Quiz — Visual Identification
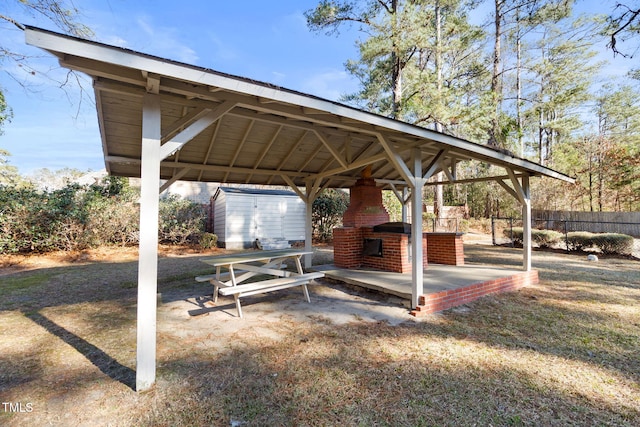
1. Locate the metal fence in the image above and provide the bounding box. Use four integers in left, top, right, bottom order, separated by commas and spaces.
492, 216, 639, 256
532, 210, 640, 237
425, 217, 462, 233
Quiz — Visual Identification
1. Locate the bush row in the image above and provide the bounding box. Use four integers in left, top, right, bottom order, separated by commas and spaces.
0, 178, 210, 254
503, 227, 635, 255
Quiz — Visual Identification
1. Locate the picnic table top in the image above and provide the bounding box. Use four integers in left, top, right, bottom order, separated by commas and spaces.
200, 249, 313, 267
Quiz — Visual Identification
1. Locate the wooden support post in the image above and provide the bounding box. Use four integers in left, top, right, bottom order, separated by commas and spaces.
304, 193, 314, 269
303, 181, 321, 269
504, 169, 532, 272
411, 148, 425, 309
402, 187, 408, 223
136, 93, 161, 392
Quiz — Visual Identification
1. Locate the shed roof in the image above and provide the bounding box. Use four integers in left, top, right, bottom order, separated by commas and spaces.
215, 186, 299, 198
25, 26, 574, 191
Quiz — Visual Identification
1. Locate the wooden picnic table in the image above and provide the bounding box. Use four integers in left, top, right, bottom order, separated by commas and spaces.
196, 249, 324, 318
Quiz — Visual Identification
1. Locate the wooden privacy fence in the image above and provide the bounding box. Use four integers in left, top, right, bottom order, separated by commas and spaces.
532, 210, 640, 237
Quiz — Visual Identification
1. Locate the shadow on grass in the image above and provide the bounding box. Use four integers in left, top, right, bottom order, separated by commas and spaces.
24, 311, 136, 390
132, 316, 640, 426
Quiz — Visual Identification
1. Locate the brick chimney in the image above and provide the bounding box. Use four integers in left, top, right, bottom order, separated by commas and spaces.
342, 166, 390, 228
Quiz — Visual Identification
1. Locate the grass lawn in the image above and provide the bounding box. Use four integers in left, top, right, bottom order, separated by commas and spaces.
0, 244, 638, 426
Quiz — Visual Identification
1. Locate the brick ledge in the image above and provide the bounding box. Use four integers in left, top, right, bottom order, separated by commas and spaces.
410, 270, 539, 316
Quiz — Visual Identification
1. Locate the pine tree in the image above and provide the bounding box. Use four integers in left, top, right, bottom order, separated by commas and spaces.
521, 14, 603, 165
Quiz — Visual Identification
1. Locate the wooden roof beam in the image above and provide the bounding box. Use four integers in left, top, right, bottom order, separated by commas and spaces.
159, 100, 236, 160
106, 156, 311, 178
312, 131, 348, 170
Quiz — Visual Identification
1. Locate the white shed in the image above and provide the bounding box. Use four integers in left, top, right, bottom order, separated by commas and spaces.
212, 187, 306, 249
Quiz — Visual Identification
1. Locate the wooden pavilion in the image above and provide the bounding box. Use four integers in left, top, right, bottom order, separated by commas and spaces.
25, 26, 574, 391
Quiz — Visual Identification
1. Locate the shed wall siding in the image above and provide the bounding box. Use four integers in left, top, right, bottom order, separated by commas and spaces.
213, 191, 227, 242
225, 195, 256, 246
281, 197, 306, 240
213, 189, 306, 248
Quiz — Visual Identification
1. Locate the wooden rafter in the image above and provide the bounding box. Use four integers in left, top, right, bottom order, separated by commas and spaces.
197, 119, 221, 181
266, 130, 309, 184
222, 120, 254, 182
245, 124, 283, 184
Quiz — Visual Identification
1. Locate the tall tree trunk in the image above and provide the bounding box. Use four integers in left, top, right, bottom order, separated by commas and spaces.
490, 0, 503, 147
434, 0, 444, 223
390, 0, 402, 120
597, 137, 604, 211
516, 6, 523, 157
538, 109, 544, 165
588, 141, 594, 212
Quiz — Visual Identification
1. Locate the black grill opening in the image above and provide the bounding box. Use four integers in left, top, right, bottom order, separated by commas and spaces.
363, 238, 383, 257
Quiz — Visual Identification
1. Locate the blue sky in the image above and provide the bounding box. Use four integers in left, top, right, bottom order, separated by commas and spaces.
0, 0, 635, 175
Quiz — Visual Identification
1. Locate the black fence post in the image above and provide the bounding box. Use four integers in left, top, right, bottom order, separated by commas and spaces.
564, 220, 569, 252
491, 216, 496, 245
509, 217, 514, 247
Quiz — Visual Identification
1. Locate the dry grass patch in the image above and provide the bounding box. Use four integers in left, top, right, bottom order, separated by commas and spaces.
0, 244, 639, 426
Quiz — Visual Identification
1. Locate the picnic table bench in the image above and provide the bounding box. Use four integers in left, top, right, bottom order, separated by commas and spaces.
197, 249, 324, 318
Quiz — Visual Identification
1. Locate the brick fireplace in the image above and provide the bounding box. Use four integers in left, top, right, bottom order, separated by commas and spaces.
333, 167, 428, 273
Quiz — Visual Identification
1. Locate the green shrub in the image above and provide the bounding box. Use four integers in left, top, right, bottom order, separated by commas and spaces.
592, 233, 634, 255
199, 232, 218, 249
0, 180, 208, 253
158, 195, 207, 245
567, 231, 595, 251
503, 227, 523, 245
503, 227, 563, 248
532, 229, 563, 248
312, 189, 349, 242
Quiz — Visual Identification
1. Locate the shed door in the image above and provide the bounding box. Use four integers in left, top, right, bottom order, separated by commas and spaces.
254, 196, 285, 239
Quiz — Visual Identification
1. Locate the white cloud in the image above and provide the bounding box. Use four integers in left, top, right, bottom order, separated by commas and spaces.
271, 11, 307, 35
102, 35, 130, 48
300, 69, 357, 101
203, 33, 241, 63
271, 71, 287, 84
133, 16, 199, 64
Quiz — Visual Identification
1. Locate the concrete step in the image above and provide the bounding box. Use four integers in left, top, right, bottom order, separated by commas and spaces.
256, 238, 291, 250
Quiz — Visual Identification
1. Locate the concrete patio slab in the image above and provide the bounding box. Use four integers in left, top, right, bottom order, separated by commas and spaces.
311, 263, 539, 316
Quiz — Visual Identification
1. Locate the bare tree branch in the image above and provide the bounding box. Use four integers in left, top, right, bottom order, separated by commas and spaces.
607, 3, 640, 57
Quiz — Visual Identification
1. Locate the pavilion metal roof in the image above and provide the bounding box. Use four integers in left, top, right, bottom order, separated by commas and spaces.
25, 26, 573, 192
